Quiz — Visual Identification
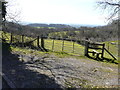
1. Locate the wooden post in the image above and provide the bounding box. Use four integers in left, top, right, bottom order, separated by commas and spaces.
84, 40, 89, 56
101, 43, 105, 59
41, 36, 44, 48
62, 39, 64, 52
52, 39, 54, 51
72, 41, 75, 53
37, 36, 39, 47
21, 35, 24, 47
10, 33, 12, 44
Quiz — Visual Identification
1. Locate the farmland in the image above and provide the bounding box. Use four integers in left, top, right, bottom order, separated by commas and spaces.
1, 28, 118, 88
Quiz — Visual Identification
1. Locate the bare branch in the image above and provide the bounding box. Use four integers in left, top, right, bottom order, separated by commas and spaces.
107, 8, 120, 20
97, 0, 120, 21
101, 1, 120, 7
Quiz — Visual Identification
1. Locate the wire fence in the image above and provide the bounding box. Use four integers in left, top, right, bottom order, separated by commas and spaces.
44, 38, 85, 55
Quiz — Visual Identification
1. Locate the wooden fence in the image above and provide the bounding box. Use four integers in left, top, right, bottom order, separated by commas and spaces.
44, 38, 84, 55
2, 32, 47, 51
2, 32, 84, 55
84, 40, 117, 60
1, 31, 117, 60
84, 40, 105, 59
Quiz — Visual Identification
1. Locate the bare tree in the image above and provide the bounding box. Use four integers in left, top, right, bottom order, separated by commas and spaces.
97, 0, 120, 21
0, 0, 7, 32
1, 0, 23, 33
0, 0, 7, 22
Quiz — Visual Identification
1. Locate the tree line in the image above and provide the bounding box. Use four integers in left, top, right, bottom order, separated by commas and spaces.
3, 19, 118, 42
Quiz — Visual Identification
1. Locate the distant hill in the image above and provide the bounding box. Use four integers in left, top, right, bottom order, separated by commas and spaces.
68, 24, 105, 28
27, 23, 72, 28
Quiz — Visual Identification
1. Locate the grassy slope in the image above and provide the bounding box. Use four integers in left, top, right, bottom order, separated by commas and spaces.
44, 39, 84, 55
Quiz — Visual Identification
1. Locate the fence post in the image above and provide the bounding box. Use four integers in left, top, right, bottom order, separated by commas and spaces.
84, 40, 89, 56
10, 33, 12, 44
41, 36, 44, 49
62, 39, 64, 52
101, 43, 105, 59
52, 39, 54, 51
37, 36, 40, 48
21, 35, 24, 47
72, 40, 75, 53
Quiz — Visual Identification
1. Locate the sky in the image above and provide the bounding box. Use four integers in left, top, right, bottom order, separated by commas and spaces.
6, 0, 109, 25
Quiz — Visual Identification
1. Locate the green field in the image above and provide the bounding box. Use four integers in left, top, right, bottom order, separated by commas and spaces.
36, 27, 56, 29
48, 30, 80, 38
44, 39, 84, 56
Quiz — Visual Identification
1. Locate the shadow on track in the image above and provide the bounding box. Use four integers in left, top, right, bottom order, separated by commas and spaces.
2, 41, 62, 89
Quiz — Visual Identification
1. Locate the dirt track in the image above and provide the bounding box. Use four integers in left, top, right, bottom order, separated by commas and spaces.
2, 51, 118, 88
